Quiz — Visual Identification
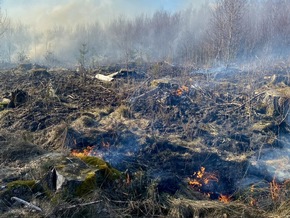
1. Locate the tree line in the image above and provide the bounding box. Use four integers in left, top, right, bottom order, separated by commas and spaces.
0, 0, 289, 67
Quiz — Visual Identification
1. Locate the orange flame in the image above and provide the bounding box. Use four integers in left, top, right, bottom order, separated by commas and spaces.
195, 166, 205, 178
189, 167, 219, 188
71, 146, 94, 158
175, 85, 189, 96
219, 194, 231, 203
189, 179, 203, 187
249, 198, 256, 206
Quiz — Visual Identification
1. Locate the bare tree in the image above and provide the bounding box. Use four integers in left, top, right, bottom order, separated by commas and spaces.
0, 5, 10, 63
208, 0, 247, 63
108, 16, 134, 69
261, 0, 290, 57
78, 43, 88, 84
0, 6, 8, 38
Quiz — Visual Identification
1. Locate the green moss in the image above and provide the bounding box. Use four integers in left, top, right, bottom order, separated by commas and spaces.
73, 156, 122, 196
79, 156, 122, 181
97, 165, 122, 181
79, 156, 108, 167
0, 98, 10, 106
75, 167, 121, 197
76, 171, 97, 196
7, 180, 36, 190
0, 102, 8, 107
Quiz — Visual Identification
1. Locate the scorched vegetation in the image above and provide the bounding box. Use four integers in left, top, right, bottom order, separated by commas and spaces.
1, 0, 290, 218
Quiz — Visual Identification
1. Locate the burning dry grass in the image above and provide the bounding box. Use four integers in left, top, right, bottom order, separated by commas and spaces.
189, 167, 219, 187
175, 85, 189, 96
71, 146, 94, 158
2, 64, 290, 217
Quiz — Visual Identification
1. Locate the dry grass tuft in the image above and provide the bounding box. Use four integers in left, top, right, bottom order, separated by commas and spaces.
168, 198, 266, 218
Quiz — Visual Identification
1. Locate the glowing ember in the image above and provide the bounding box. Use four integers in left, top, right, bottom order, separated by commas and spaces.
71, 146, 94, 158
175, 85, 189, 96
195, 166, 205, 179
188, 167, 226, 200
219, 194, 231, 203
189, 167, 219, 189
249, 198, 256, 207
188, 179, 202, 187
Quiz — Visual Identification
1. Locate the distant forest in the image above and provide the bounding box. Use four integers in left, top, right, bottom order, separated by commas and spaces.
0, 0, 289, 67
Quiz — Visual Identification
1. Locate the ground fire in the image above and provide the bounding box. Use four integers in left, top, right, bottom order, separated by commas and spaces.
175, 85, 189, 96
188, 167, 231, 202
2, 0, 290, 217
218, 194, 231, 204
188, 167, 219, 188
71, 146, 94, 158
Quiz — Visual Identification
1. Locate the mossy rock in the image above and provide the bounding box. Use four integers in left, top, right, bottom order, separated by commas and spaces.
78, 156, 122, 187
36, 153, 122, 198
76, 171, 97, 196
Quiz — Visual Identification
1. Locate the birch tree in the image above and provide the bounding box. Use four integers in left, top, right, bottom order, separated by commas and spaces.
209, 0, 247, 62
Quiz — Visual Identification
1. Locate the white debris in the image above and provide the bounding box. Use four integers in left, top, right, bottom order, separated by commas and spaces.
95, 74, 114, 82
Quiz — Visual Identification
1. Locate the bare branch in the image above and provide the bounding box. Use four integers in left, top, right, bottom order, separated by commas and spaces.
11, 196, 42, 212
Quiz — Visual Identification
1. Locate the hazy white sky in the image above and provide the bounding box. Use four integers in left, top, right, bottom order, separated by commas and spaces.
2, 0, 202, 29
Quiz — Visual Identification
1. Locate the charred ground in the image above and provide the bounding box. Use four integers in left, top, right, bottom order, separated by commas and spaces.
0, 62, 290, 217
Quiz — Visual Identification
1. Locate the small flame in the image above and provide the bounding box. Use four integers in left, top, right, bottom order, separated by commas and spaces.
195, 166, 205, 178
175, 85, 189, 96
189, 167, 219, 189
189, 179, 203, 187
249, 198, 256, 206
219, 194, 231, 203
71, 146, 94, 158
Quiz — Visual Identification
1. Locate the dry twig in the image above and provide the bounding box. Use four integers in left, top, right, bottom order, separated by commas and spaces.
11, 196, 42, 212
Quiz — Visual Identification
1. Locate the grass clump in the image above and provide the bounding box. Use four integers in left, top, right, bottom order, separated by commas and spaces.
7, 180, 37, 190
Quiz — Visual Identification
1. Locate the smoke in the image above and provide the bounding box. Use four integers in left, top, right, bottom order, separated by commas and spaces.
1, 0, 289, 67
249, 133, 290, 183
5, 0, 112, 29
0, 0, 201, 65
3, 0, 194, 30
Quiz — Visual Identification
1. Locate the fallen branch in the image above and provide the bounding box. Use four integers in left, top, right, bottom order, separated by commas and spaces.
11, 196, 42, 212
